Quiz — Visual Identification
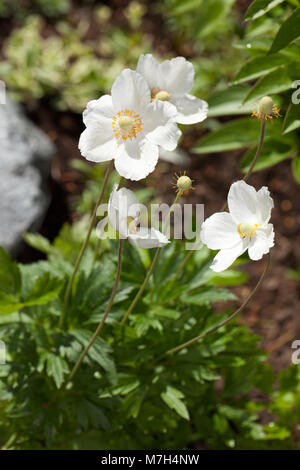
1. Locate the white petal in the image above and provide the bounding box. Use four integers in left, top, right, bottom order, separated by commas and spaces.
128, 227, 169, 249
83, 95, 114, 127
111, 69, 150, 115
136, 54, 160, 90
114, 138, 159, 181
210, 240, 249, 272
78, 123, 115, 162
172, 94, 208, 124
248, 224, 274, 260
158, 57, 194, 94
144, 100, 181, 151
256, 186, 274, 225
228, 180, 259, 225
200, 212, 240, 250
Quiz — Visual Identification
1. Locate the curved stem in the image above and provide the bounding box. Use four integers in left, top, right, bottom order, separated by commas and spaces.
120, 190, 183, 327
59, 162, 113, 329
162, 252, 271, 359
243, 119, 266, 183
68, 239, 124, 382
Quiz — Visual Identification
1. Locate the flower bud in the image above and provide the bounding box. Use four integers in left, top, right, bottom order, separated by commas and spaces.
177, 175, 192, 192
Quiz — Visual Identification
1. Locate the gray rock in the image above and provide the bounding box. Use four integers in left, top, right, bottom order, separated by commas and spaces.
0, 99, 55, 254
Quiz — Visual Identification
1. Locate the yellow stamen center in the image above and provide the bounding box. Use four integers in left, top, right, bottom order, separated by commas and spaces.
112, 109, 143, 141
237, 223, 257, 239
151, 88, 171, 102
119, 116, 134, 133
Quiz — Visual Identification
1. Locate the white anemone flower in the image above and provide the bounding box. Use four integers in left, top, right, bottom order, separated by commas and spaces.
100, 185, 169, 249
136, 54, 208, 125
79, 69, 181, 181
200, 180, 274, 272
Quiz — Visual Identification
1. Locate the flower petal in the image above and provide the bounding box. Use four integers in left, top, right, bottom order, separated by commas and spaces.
256, 186, 274, 225
248, 224, 274, 260
114, 138, 159, 181
78, 122, 115, 162
200, 212, 240, 250
136, 54, 160, 90
128, 227, 169, 249
143, 100, 181, 151
172, 93, 208, 124
83, 95, 114, 127
228, 180, 259, 225
210, 240, 248, 272
111, 69, 150, 115
158, 57, 194, 94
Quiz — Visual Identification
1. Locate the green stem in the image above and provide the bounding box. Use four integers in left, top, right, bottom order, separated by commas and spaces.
59, 161, 113, 329
161, 252, 271, 359
120, 190, 183, 327
243, 119, 266, 183
67, 239, 124, 382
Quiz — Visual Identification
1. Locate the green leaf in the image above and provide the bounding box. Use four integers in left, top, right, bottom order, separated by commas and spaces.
72, 329, 115, 373
161, 386, 190, 421
23, 232, 53, 255
241, 140, 295, 173
269, 8, 300, 54
243, 68, 293, 104
207, 86, 253, 117
133, 315, 163, 337
181, 287, 237, 306
23, 273, 63, 306
282, 102, 300, 134
193, 118, 260, 153
287, 269, 300, 280
0, 292, 24, 315
292, 155, 300, 184
233, 54, 290, 84
45, 353, 69, 389
213, 413, 229, 434
244, 0, 285, 21
208, 269, 249, 286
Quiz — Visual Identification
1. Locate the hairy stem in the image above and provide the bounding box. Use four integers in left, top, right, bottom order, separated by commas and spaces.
68, 239, 123, 382
243, 119, 266, 183
59, 162, 113, 329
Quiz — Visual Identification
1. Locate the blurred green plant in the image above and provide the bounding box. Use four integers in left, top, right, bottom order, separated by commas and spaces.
159, 0, 245, 98
0, 217, 297, 450
0, 0, 71, 19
